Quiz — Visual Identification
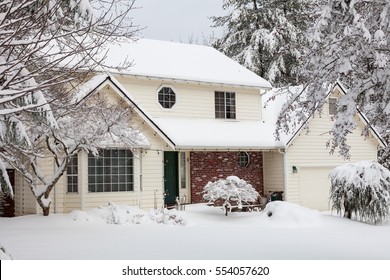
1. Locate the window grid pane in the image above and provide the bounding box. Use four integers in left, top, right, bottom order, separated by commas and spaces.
88, 149, 134, 193
158, 87, 176, 108
67, 155, 78, 193
238, 152, 250, 168
215, 91, 236, 119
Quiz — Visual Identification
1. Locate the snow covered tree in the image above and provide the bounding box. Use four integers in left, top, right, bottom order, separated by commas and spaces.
378, 133, 390, 170
212, 0, 314, 87
203, 176, 259, 215
1, 86, 146, 216
275, 0, 390, 158
0, 1, 139, 215
329, 160, 390, 224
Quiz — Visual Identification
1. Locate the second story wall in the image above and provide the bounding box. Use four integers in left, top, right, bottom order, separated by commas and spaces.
115, 75, 263, 121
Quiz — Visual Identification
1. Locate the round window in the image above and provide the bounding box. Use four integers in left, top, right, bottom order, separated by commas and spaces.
238, 152, 250, 168
158, 86, 176, 109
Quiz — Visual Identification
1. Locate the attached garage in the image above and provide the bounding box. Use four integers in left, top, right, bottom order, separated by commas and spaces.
298, 167, 333, 211
272, 82, 386, 212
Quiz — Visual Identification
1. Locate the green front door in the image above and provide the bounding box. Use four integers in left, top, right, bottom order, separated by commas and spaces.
164, 151, 179, 205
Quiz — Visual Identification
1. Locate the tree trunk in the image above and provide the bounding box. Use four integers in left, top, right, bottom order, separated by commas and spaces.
36, 195, 51, 216
344, 210, 352, 219
344, 201, 352, 219
42, 206, 50, 216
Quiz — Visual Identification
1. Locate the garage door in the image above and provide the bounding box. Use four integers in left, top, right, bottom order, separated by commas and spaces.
299, 167, 332, 211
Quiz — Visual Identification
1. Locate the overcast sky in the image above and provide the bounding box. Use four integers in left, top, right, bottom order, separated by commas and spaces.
132, 0, 227, 43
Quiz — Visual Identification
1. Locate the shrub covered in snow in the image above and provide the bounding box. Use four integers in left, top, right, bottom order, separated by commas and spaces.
203, 176, 259, 210
70, 202, 186, 226
329, 160, 390, 224
149, 209, 186, 226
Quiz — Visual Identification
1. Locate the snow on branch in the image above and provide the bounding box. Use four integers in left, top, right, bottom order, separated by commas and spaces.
203, 176, 259, 211
329, 160, 390, 224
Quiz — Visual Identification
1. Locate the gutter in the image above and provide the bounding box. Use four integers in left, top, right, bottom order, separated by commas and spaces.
174, 145, 286, 152
114, 72, 272, 91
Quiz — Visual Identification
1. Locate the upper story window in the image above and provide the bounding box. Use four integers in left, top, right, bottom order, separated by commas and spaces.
329, 98, 337, 115
158, 86, 176, 109
88, 149, 133, 193
67, 155, 78, 193
215, 91, 236, 119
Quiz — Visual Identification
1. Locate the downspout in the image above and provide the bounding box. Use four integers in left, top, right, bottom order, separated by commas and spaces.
278, 148, 288, 201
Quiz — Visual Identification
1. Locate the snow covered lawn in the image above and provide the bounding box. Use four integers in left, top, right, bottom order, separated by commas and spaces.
1, 201, 390, 260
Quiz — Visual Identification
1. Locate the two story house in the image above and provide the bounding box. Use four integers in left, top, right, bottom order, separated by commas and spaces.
4, 39, 385, 216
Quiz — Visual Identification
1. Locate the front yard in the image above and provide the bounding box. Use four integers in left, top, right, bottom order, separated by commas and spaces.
1, 201, 390, 260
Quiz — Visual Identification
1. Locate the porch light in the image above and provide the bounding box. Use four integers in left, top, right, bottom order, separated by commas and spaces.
292, 166, 298, 173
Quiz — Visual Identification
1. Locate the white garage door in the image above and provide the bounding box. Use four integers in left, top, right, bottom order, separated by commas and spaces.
299, 167, 332, 211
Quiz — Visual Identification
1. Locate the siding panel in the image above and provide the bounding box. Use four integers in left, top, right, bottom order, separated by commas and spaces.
286, 108, 379, 210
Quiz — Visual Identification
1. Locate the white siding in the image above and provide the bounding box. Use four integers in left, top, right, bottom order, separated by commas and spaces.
286, 97, 379, 210
14, 176, 37, 216
263, 151, 284, 198
115, 75, 261, 121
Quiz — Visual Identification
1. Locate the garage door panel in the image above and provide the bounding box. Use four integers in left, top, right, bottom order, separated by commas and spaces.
299, 167, 332, 211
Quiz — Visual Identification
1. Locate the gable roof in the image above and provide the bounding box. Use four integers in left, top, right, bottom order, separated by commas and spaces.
76, 74, 177, 149
78, 75, 385, 152
76, 73, 285, 150
261, 82, 386, 148
98, 38, 272, 89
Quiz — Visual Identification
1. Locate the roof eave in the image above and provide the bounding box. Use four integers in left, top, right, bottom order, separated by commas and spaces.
112, 72, 272, 90
173, 144, 286, 151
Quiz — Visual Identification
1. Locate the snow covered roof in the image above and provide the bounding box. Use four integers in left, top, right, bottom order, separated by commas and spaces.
75, 74, 283, 150
261, 86, 304, 146
99, 38, 272, 89
261, 82, 386, 148
151, 117, 285, 150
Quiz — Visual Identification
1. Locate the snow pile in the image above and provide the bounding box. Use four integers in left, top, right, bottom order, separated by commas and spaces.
69, 202, 186, 226
203, 176, 259, 209
149, 209, 186, 226
261, 201, 323, 227
0, 244, 13, 260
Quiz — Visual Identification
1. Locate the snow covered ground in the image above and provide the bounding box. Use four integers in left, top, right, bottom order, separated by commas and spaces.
1, 201, 390, 260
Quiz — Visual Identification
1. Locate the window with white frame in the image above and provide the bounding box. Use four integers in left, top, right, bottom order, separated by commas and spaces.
158, 86, 176, 109
215, 91, 236, 119
180, 152, 187, 189
88, 149, 133, 192
238, 152, 250, 168
67, 155, 78, 193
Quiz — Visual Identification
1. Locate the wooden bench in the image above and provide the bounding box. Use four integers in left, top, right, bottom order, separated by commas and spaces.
223, 202, 265, 216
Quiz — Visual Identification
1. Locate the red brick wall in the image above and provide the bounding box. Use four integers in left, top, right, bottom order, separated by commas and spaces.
190, 151, 264, 203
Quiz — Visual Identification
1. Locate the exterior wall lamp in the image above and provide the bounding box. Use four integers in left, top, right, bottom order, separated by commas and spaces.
292, 166, 298, 173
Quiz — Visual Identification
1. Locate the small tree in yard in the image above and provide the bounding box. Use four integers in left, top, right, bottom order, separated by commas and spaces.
203, 176, 259, 214
0, 1, 139, 215
329, 160, 390, 224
